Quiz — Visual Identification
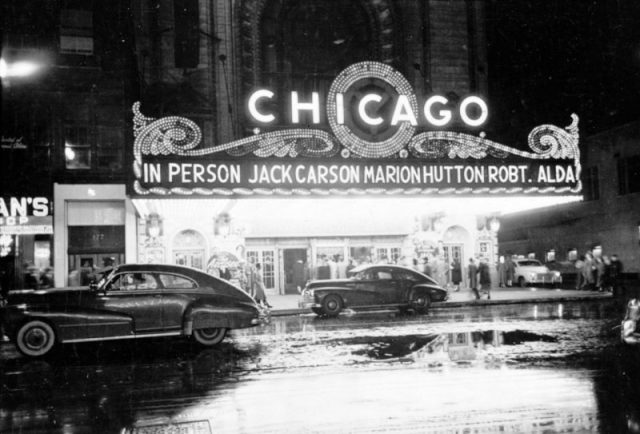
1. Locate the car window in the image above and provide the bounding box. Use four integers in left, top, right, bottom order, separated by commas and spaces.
354, 270, 374, 280
377, 271, 393, 280
109, 273, 159, 291
158, 273, 197, 289
393, 270, 420, 282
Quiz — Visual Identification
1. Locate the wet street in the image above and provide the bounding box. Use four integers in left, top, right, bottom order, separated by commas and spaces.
1, 299, 639, 433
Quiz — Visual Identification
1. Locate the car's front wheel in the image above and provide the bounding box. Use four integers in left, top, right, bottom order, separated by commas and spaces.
518, 277, 527, 288
410, 291, 431, 314
321, 294, 343, 317
193, 327, 227, 346
16, 320, 57, 357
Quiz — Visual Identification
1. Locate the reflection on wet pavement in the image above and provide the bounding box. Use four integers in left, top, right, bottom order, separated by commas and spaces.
348, 330, 559, 363
0, 299, 637, 433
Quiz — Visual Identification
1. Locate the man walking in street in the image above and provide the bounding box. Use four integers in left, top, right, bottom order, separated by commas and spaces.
478, 258, 492, 300
610, 254, 624, 296
468, 258, 479, 300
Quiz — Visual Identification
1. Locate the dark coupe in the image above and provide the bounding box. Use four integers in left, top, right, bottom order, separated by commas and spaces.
299, 264, 448, 317
1, 264, 265, 358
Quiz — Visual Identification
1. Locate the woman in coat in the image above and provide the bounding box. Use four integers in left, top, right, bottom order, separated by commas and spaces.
478, 258, 492, 300
451, 258, 462, 292
253, 263, 272, 308
468, 258, 479, 299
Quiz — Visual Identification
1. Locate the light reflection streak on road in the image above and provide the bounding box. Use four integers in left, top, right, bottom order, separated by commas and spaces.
158, 365, 599, 433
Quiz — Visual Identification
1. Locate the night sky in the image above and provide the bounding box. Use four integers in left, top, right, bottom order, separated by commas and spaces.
485, 0, 640, 146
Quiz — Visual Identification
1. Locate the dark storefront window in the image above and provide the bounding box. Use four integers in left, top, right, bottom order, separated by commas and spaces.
59, 7, 94, 55
617, 155, 640, 195
582, 166, 599, 201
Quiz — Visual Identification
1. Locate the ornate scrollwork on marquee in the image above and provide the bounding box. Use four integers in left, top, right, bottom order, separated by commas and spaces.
133, 102, 339, 164
409, 114, 580, 161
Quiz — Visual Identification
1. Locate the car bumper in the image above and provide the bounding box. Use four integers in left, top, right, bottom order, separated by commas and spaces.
528, 275, 562, 284
298, 301, 321, 309
254, 306, 271, 325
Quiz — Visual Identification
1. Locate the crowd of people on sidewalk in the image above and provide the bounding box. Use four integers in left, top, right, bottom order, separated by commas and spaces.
209, 258, 272, 309
574, 252, 624, 293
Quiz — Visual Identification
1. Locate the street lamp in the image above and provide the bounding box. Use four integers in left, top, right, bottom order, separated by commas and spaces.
0, 58, 42, 79
145, 213, 163, 239
489, 217, 501, 232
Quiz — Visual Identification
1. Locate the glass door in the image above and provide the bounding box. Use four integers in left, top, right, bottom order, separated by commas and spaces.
173, 250, 204, 270
442, 244, 463, 283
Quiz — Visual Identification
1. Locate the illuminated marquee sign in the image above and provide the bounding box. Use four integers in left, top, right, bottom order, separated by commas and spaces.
131, 61, 581, 197
0, 197, 53, 234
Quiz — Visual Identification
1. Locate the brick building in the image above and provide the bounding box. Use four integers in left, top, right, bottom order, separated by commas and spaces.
499, 121, 640, 274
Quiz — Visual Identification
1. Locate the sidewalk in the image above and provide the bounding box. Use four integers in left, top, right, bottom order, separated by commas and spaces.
267, 286, 614, 317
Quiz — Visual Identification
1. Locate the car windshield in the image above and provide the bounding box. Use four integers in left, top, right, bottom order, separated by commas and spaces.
96, 268, 116, 289
517, 260, 543, 266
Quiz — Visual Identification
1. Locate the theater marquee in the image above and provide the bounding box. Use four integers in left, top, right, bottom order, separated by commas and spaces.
131, 61, 581, 197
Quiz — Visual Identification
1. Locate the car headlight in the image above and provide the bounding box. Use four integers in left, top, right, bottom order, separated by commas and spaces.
529, 273, 537, 279
553, 271, 561, 277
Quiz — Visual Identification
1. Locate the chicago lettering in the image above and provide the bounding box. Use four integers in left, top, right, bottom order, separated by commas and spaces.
248, 90, 488, 128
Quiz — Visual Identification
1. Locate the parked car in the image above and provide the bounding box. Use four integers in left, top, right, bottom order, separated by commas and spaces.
512, 259, 562, 287
1, 264, 266, 358
299, 264, 448, 317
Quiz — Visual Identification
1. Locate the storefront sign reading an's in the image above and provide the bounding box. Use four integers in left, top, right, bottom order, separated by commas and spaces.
131, 61, 582, 197
0, 197, 53, 234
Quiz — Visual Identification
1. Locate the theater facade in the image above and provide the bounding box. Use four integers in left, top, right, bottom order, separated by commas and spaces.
91, 61, 582, 295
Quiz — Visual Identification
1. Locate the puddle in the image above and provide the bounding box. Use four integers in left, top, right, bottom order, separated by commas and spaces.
352, 330, 559, 361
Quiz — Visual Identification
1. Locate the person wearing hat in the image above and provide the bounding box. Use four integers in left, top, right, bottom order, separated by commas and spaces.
622, 299, 640, 344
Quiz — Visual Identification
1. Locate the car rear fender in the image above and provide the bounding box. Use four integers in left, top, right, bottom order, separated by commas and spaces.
410, 284, 441, 299
183, 302, 257, 334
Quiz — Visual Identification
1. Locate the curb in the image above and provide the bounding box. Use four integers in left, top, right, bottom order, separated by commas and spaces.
269, 293, 614, 317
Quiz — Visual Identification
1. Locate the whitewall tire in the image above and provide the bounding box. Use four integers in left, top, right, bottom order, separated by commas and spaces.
192, 327, 227, 346
16, 320, 56, 357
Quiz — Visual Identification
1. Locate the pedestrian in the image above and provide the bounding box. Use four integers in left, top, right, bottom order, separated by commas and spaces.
622, 299, 640, 344
337, 255, 347, 279
451, 258, 462, 292
575, 255, 585, 290
610, 254, 624, 296
468, 258, 479, 300
328, 255, 338, 279
478, 258, 492, 300
594, 256, 606, 291
246, 259, 257, 298
412, 258, 420, 272
346, 258, 356, 275
582, 252, 595, 290
497, 256, 506, 287
423, 257, 432, 277
253, 263, 272, 308
505, 255, 515, 287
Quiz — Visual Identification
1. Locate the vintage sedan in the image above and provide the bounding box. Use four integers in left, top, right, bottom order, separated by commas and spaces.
299, 264, 448, 317
1, 264, 266, 358
513, 259, 562, 287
